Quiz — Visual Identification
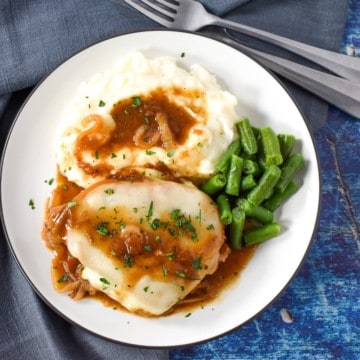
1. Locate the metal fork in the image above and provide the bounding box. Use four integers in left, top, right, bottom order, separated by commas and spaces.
122, 0, 360, 83
118, 0, 360, 118
215, 30, 360, 119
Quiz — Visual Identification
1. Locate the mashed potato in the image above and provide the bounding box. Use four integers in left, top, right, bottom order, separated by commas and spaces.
56, 52, 239, 188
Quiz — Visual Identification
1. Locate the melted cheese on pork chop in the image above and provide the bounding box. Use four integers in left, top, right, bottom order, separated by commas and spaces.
65, 178, 226, 316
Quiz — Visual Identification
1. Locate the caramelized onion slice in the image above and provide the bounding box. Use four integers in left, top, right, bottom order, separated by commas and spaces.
133, 124, 161, 149
74, 114, 113, 155
155, 111, 176, 150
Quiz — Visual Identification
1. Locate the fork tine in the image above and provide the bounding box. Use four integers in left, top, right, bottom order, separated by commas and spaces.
123, 0, 173, 27
152, 0, 179, 11
138, 0, 177, 18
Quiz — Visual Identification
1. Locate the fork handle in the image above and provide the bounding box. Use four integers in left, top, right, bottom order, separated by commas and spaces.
208, 30, 360, 118
242, 46, 360, 119
209, 16, 360, 83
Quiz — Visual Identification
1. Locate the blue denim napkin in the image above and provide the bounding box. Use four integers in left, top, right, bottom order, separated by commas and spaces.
0, 0, 349, 359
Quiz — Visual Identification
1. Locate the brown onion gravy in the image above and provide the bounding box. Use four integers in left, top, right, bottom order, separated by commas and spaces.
110, 88, 200, 147
73, 87, 203, 178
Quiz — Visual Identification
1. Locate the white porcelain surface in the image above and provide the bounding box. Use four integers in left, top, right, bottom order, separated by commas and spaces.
0, 30, 320, 348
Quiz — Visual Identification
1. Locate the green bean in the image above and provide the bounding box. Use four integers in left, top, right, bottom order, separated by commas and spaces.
257, 154, 268, 172
225, 154, 244, 196
263, 181, 300, 211
228, 207, 246, 249
236, 118, 258, 155
237, 199, 274, 224
252, 126, 260, 139
201, 173, 227, 195
276, 153, 305, 192
244, 222, 281, 246
255, 136, 267, 171
260, 127, 283, 166
200, 118, 304, 250
243, 159, 260, 175
216, 193, 233, 225
240, 152, 257, 161
215, 140, 241, 174
240, 174, 257, 191
278, 134, 296, 160
247, 165, 281, 206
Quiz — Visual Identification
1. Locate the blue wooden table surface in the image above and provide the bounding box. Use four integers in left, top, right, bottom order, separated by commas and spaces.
170, 1, 360, 359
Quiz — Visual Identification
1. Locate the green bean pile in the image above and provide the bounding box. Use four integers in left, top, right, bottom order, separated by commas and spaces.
201, 118, 305, 249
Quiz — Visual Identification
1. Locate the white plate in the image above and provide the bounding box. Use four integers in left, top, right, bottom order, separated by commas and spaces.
0, 30, 320, 348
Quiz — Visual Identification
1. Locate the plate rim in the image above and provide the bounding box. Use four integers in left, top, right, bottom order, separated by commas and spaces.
0, 28, 322, 349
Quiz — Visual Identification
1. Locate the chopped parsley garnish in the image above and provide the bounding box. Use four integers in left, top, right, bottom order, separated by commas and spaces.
57, 274, 69, 283
94, 150, 99, 159
61, 184, 68, 190
131, 96, 142, 108
171, 209, 181, 219
197, 142, 204, 148
171, 209, 197, 240
143, 286, 149, 292
207, 224, 215, 230
123, 254, 134, 268
104, 188, 115, 195
197, 208, 202, 226
145, 150, 156, 156
146, 201, 154, 220
45, 178, 54, 185
167, 149, 176, 157
144, 244, 152, 252
192, 256, 203, 270
185, 312, 192, 318
175, 271, 199, 281
99, 277, 110, 285
177, 217, 196, 233
28, 198, 35, 210
151, 218, 161, 230
98, 100, 106, 107
162, 265, 168, 276
165, 252, 175, 261
110, 153, 117, 158
96, 222, 109, 236
67, 201, 77, 208
117, 219, 125, 230
175, 270, 186, 278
